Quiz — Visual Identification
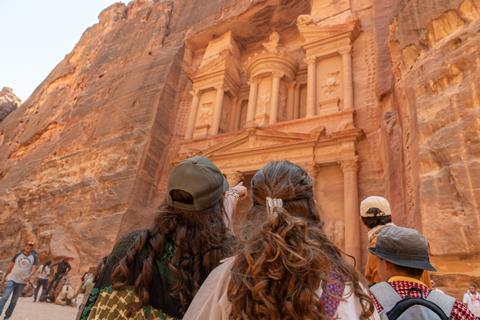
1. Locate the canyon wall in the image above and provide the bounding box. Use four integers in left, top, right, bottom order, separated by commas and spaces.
379, 0, 480, 295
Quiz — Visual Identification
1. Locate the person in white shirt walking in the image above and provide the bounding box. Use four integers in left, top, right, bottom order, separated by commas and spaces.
0, 240, 38, 320
33, 260, 52, 302
463, 283, 480, 318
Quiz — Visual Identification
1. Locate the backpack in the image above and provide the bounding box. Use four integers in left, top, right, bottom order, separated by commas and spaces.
370, 281, 455, 320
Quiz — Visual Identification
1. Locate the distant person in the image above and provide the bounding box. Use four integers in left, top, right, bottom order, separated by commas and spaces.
78, 156, 246, 320
369, 225, 475, 319
463, 283, 480, 318
360, 196, 430, 286
184, 161, 378, 319
47, 257, 72, 297
0, 240, 38, 320
33, 260, 51, 302
430, 279, 445, 294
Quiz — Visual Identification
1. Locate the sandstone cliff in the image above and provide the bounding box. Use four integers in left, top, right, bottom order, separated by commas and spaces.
378, 0, 480, 295
0, 0, 237, 273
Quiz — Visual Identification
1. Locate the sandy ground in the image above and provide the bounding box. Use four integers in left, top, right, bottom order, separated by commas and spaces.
4, 297, 78, 320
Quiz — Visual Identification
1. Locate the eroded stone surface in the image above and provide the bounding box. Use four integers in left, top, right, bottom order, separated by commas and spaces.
381, 0, 480, 280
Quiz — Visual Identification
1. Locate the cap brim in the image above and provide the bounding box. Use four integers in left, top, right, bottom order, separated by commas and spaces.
369, 247, 437, 272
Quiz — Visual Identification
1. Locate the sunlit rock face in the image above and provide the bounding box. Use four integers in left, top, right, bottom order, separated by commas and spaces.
379, 0, 480, 294
0, 87, 21, 123
0, 0, 478, 295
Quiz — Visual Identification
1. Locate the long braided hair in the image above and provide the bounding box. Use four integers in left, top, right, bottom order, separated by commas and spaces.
111, 190, 233, 316
227, 161, 374, 319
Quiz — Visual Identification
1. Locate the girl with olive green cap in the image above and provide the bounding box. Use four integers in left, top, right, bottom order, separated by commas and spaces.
78, 156, 246, 320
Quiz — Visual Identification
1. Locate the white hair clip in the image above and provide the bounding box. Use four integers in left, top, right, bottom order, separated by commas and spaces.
266, 196, 283, 217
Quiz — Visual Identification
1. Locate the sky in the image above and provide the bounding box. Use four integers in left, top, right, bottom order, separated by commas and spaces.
0, 0, 126, 101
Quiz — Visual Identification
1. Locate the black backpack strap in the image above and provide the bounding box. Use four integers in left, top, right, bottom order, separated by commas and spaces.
385, 288, 450, 320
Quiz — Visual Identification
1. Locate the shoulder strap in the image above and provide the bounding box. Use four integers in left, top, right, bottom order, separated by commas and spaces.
370, 281, 403, 312
427, 291, 455, 317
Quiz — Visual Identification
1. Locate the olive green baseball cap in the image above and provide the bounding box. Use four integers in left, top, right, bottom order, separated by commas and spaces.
166, 156, 229, 211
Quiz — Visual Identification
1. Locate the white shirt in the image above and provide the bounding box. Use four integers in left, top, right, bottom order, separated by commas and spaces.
463, 291, 480, 316
183, 256, 380, 320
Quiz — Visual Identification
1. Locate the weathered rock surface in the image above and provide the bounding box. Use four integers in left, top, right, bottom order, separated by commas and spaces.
0, 87, 21, 123
0, 0, 478, 291
0, 0, 236, 274
376, 0, 480, 287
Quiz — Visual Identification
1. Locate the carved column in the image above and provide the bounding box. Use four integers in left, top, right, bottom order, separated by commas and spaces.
340, 158, 361, 265
287, 81, 296, 120
185, 90, 200, 139
269, 72, 282, 125
230, 96, 241, 131
306, 57, 317, 118
210, 85, 225, 135
339, 46, 353, 110
293, 83, 300, 119
246, 80, 258, 127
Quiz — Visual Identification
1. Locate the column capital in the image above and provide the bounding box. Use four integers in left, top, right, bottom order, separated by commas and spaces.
339, 157, 359, 172
338, 45, 352, 56
304, 56, 317, 65
271, 70, 285, 79
214, 83, 225, 91
288, 80, 297, 89
190, 89, 199, 96
248, 78, 260, 86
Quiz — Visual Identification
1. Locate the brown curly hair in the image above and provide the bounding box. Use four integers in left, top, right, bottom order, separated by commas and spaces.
111, 190, 233, 316
227, 161, 374, 319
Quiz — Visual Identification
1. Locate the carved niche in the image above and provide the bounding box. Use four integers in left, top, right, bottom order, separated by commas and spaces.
188, 31, 242, 139
244, 32, 297, 127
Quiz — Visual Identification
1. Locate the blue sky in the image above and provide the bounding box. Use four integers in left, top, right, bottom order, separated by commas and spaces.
0, 0, 126, 101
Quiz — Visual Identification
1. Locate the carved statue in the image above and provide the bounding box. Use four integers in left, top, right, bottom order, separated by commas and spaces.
321, 71, 340, 97
258, 93, 270, 114
324, 220, 345, 249
197, 103, 213, 126
262, 32, 280, 53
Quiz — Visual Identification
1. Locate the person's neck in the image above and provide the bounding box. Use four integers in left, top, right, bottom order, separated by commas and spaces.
22, 250, 30, 256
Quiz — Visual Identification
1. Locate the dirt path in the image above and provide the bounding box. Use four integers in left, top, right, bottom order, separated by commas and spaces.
7, 297, 78, 320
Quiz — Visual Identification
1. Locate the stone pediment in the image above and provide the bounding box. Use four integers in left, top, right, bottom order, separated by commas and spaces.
202, 128, 316, 157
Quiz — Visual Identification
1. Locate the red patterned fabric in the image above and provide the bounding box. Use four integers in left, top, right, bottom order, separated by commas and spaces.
320, 272, 346, 318
371, 280, 476, 320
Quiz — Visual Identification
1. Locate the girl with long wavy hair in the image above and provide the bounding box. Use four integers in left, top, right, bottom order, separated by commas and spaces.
184, 160, 379, 320
79, 156, 246, 320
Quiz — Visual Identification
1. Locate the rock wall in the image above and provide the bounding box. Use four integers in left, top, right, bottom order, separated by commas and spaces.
379, 0, 480, 293
0, 0, 236, 274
